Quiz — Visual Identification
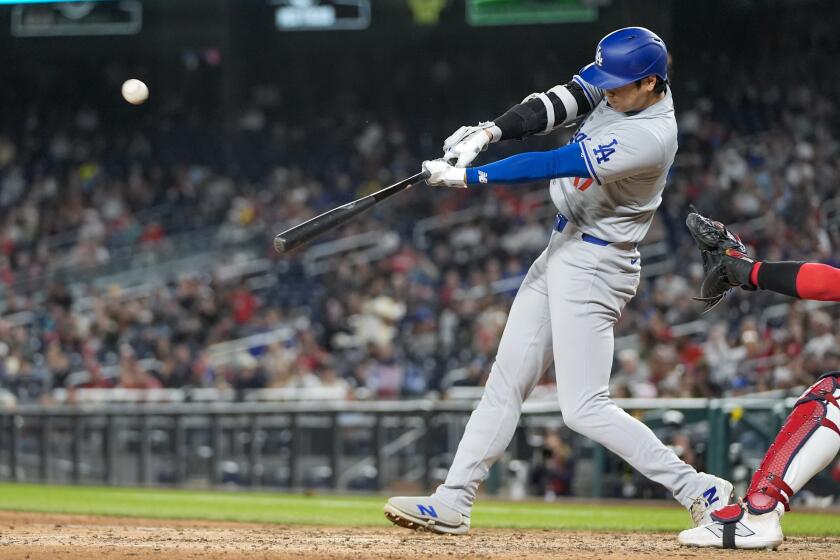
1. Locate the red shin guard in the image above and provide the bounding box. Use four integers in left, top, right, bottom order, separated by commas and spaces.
745, 372, 840, 514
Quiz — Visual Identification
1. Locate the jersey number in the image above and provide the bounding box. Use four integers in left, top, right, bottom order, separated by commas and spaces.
573, 177, 593, 191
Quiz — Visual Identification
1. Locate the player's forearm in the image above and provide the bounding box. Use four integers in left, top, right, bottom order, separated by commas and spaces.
465, 144, 590, 185
749, 261, 840, 301
493, 79, 597, 140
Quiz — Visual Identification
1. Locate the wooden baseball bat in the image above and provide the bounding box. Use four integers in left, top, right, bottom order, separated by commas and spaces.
273, 170, 429, 254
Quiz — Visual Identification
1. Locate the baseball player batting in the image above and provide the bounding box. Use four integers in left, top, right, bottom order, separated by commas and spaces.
677, 209, 840, 549
383, 27, 734, 535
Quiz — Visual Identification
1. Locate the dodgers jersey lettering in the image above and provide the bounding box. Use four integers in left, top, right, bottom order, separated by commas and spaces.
550, 80, 677, 244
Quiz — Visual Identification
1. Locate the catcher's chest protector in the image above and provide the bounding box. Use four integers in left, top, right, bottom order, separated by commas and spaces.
745, 371, 840, 514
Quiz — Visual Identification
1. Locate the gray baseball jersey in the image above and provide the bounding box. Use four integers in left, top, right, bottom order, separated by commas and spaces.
549, 78, 678, 244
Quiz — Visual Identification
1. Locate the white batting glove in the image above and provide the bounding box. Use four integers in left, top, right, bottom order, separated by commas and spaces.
442, 122, 500, 168
422, 159, 468, 188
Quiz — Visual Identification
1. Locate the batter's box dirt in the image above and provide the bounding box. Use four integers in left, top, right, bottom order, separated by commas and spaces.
0, 512, 838, 559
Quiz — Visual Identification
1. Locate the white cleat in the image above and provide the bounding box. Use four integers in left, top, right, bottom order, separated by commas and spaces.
678, 503, 784, 550
384, 496, 470, 535
687, 473, 735, 527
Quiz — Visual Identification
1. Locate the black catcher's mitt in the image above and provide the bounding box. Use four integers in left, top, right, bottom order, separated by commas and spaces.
685, 206, 753, 312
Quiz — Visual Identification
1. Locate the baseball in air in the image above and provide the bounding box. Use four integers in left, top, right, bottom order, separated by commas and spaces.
121, 79, 149, 105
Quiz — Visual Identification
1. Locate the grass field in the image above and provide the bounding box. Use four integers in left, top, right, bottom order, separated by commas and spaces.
3, 483, 840, 536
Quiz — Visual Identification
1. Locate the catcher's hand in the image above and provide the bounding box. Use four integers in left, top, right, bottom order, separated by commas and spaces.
685, 206, 754, 312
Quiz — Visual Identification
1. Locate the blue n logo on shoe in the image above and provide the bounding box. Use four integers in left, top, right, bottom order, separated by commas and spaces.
630, 257, 639, 265
417, 504, 438, 518
703, 486, 720, 507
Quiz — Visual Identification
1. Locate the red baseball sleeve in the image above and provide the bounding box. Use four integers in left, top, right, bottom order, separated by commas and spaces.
751, 261, 840, 301
795, 263, 840, 301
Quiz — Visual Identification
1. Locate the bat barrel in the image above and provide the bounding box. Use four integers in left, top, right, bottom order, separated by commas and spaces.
272, 171, 427, 254
273, 234, 288, 254
274, 199, 372, 254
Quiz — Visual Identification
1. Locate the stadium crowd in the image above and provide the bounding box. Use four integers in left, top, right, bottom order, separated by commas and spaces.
1, 43, 839, 407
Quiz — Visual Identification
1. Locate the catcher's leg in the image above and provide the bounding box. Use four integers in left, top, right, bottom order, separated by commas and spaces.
745, 371, 840, 513
679, 371, 840, 549
386, 245, 554, 532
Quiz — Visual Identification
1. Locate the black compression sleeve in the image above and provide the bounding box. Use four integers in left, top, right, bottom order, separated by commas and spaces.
493, 97, 548, 140
493, 80, 592, 141
756, 261, 805, 298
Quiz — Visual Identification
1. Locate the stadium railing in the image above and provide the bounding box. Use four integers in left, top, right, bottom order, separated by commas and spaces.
0, 396, 795, 497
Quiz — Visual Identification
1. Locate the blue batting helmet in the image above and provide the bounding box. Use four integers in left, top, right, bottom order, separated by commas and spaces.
579, 27, 668, 90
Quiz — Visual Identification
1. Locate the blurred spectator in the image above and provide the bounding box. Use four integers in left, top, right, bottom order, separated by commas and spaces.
2, 27, 840, 405
530, 430, 575, 500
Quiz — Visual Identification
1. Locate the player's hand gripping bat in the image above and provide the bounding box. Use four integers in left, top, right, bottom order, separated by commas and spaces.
273, 170, 430, 254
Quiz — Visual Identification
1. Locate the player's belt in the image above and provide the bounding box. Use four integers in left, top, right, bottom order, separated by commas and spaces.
554, 213, 611, 246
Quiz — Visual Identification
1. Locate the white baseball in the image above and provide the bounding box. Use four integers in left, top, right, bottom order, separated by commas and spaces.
121, 79, 149, 105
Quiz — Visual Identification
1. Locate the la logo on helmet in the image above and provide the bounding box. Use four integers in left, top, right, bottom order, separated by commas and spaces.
595, 46, 603, 66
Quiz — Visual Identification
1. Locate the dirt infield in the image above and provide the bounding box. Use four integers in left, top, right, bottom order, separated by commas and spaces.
1, 511, 839, 560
